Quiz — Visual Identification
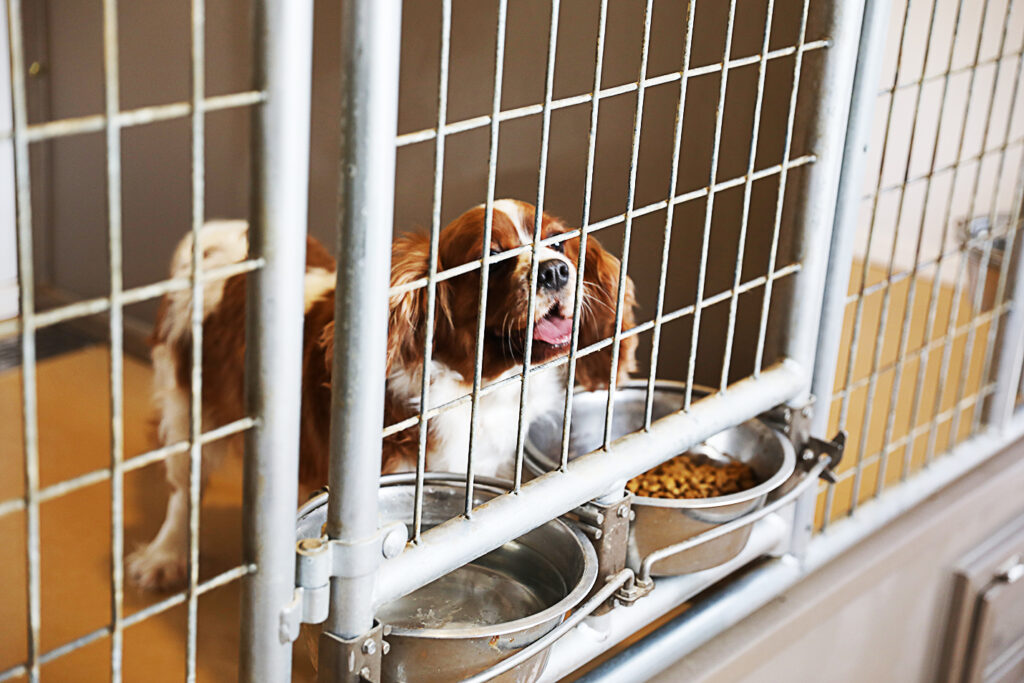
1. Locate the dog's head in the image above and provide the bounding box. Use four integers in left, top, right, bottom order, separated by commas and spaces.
387, 199, 637, 385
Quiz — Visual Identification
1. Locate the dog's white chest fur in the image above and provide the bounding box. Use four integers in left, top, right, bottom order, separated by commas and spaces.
390, 362, 564, 479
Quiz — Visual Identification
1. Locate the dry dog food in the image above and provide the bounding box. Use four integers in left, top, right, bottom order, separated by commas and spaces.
627, 453, 758, 499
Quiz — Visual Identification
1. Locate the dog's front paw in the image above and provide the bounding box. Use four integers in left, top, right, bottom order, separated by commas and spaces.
128, 544, 188, 591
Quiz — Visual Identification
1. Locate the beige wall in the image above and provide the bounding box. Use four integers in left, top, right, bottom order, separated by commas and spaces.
649, 435, 1024, 683
26, 0, 824, 385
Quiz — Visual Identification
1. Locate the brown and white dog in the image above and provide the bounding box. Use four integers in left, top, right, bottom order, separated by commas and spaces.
129, 199, 636, 590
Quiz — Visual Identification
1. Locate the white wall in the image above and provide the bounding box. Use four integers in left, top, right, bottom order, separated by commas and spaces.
855, 0, 1024, 282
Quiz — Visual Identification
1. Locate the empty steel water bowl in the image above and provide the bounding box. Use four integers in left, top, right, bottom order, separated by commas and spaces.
525, 380, 795, 575
296, 473, 597, 683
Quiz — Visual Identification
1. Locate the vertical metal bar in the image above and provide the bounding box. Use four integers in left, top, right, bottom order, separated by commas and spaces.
559, 0, 608, 468
778, 0, 867, 535
831, 0, 914, 461
240, 0, 314, 679
465, 0, 508, 514
682, 0, 736, 411
856, 0, 945, 502
7, 0, 41, 680
719, 0, 776, 394
322, 0, 402, 655
923, 0, 996, 465
809, 0, 891, 440
602, 0, 654, 447
643, 0, 700, 428
644, 0, 696, 429
413, 0, 452, 541
901, 0, 975, 474
100, 0, 125, 678
986, 186, 1024, 428
974, 55, 1024, 433
186, 0, 205, 677
513, 0, 560, 491
949, 1, 1022, 442
887, 0, 976, 482
753, 0, 810, 377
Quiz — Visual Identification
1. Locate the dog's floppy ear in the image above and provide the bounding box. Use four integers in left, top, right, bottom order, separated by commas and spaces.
564, 233, 637, 389
386, 231, 450, 376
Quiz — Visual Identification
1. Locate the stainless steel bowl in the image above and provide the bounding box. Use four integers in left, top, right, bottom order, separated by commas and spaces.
524, 380, 795, 575
296, 474, 597, 682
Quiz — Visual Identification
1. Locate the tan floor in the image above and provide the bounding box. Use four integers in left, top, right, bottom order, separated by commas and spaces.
0, 260, 996, 680
0, 347, 316, 681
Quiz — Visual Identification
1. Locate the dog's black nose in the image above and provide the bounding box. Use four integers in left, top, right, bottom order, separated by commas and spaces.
538, 259, 570, 291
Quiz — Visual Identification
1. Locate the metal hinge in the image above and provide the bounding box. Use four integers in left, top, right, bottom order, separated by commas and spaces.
282, 520, 408, 643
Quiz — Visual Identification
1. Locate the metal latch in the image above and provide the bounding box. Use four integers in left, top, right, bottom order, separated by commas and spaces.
761, 397, 845, 483
804, 431, 846, 483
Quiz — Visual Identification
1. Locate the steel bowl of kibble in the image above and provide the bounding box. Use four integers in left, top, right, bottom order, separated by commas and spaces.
524, 380, 796, 575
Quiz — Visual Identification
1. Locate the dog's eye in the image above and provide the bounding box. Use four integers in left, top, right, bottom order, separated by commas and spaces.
550, 240, 565, 253
489, 247, 501, 257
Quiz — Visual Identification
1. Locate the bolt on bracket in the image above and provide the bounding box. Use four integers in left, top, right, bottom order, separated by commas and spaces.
318, 620, 389, 683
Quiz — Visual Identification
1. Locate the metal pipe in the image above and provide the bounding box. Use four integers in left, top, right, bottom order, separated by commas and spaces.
322, 0, 402, 652
239, 0, 314, 680
374, 362, 805, 606
986, 197, 1024, 428
100, 0, 126, 677
6, 0, 41, 680
539, 514, 792, 682
779, 0, 866, 392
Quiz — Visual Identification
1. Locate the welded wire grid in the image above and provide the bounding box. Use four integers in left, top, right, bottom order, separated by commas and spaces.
818, 0, 1024, 529
388, 0, 823, 538
0, 1, 259, 680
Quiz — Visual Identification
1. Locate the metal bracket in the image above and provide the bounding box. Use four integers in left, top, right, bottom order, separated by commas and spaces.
614, 572, 653, 606
761, 397, 845, 483
282, 520, 408, 642
570, 490, 637, 614
318, 620, 389, 683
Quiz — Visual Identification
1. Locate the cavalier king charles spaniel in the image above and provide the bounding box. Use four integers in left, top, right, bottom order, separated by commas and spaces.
129, 199, 636, 590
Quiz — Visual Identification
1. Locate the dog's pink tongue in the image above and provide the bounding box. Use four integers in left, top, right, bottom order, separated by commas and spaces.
534, 314, 573, 345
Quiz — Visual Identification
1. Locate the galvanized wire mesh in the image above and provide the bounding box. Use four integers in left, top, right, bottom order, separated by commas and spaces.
817, 0, 1024, 529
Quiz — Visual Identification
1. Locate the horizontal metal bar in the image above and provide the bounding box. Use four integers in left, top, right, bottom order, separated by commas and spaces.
0, 258, 264, 341
866, 135, 1024, 200
380, 263, 802, 438
0, 563, 252, 683
0, 91, 265, 144
395, 42, 830, 147
0, 417, 256, 520
374, 362, 805, 606
829, 384, 997, 481
540, 514, 792, 682
386, 154, 814, 301
847, 237, 1012, 304
830, 304, 1009, 401
878, 50, 1024, 97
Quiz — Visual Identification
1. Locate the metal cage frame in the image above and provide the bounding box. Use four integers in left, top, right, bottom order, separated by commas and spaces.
2, 0, 1023, 680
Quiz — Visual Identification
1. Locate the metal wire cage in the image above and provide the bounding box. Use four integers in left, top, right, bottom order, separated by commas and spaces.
1, 0, 1023, 682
